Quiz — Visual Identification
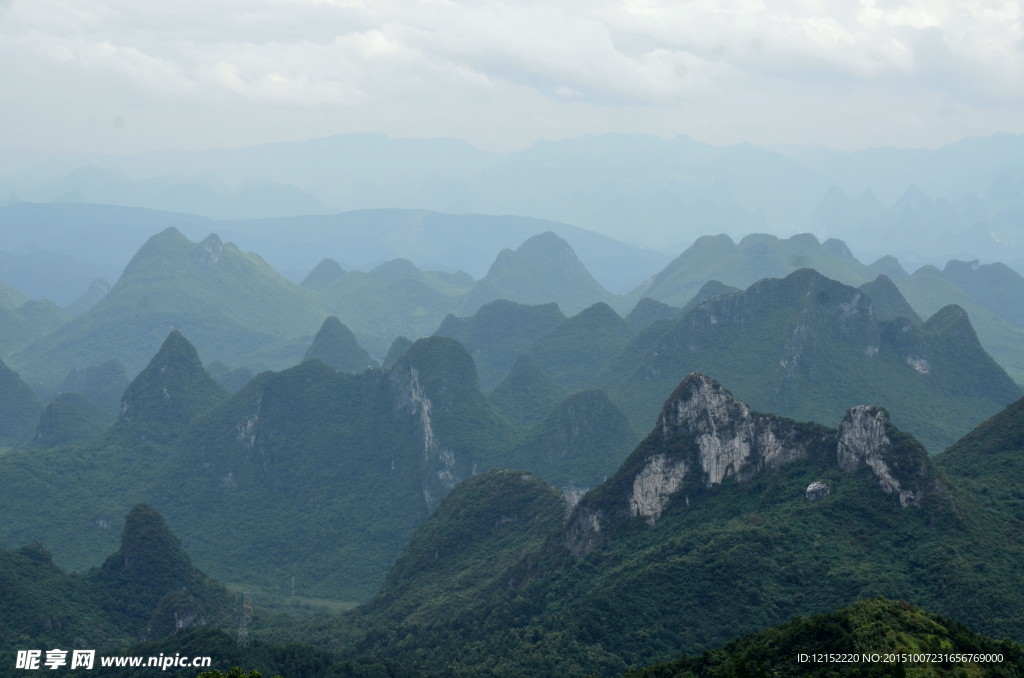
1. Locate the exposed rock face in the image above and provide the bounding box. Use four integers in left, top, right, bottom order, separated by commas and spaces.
630, 454, 687, 523
658, 373, 817, 487
805, 481, 831, 501
837, 405, 928, 508
564, 372, 946, 556
192, 234, 223, 267
390, 363, 461, 511
564, 506, 604, 558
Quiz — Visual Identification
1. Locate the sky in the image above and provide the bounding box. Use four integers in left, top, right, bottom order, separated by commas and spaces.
1, 0, 1022, 155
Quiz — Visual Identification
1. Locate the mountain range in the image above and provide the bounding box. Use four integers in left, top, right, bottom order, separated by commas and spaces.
3, 344, 1024, 675
6, 132, 1024, 269
326, 372, 1024, 676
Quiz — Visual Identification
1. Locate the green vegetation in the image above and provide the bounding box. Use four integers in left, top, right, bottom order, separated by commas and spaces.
464, 231, 613, 316
942, 259, 1024, 329
935, 394, 1024, 521
57, 358, 129, 415
601, 269, 1021, 453
625, 598, 1024, 677
10, 227, 326, 388
0, 358, 43, 446
382, 336, 413, 369
897, 265, 1024, 384
627, 233, 875, 308
434, 299, 565, 391
526, 302, 632, 392
0, 331, 523, 602
676, 280, 740, 316
0, 505, 233, 660
508, 389, 636, 490
0, 291, 68, 358
30, 392, 108, 448
624, 297, 681, 333
317, 376, 1024, 676
859, 275, 922, 324
112, 330, 229, 444
316, 261, 472, 358
488, 355, 568, 428
302, 316, 378, 373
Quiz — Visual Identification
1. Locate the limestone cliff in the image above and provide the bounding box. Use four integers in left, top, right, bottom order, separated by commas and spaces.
564, 372, 950, 556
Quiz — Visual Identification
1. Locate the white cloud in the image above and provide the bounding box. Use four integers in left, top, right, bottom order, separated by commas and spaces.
2, 0, 1022, 152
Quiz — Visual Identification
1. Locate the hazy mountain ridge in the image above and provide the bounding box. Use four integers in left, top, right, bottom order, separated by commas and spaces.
602, 268, 1022, 453
3, 337, 1024, 675
9, 227, 325, 387
0, 202, 669, 299
12, 133, 1024, 270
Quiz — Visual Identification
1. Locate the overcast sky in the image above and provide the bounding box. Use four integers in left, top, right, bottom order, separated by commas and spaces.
1, 0, 1022, 155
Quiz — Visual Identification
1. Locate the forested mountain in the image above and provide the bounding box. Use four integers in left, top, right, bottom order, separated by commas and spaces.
0, 358, 43, 447
1, 329, 628, 602
330, 374, 1024, 676
625, 233, 1024, 384
625, 598, 1024, 677
487, 355, 568, 428
524, 302, 632, 392
302, 316, 378, 373
628, 233, 874, 307
10, 227, 325, 387
0, 280, 67, 358
601, 268, 1021, 453
463, 232, 613, 315
3, 351, 1024, 677
3, 203, 1024, 678
0, 504, 232, 658
434, 299, 565, 391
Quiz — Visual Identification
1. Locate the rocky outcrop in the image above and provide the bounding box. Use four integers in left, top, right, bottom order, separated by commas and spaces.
657, 373, 821, 488
564, 372, 947, 556
805, 481, 831, 501
630, 454, 688, 523
192, 233, 224, 267
837, 405, 932, 508
390, 364, 459, 510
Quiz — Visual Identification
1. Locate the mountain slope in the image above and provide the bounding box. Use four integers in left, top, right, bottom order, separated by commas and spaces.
941, 259, 1024, 329
152, 335, 514, 600
434, 300, 566, 391
896, 265, 1024, 384
934, 394, 1024, 522
859, 274, 921, 323
30, 392, 108, 449
316, 264, 467, 358
343, 373, 1024, 677
625, 598, 1024, 677
628, 233, 873, 308
464, 232, 612, 316
0, 332, 230, 571
112, 330, 228, 444
0, 505, 232, 657
302, 315, 377, 372
0, 358, 44, 446
0, 290, 68, 359
507, 389, 636, 491
602, 269, 1021, 453
526, 302, 632, 392
12, 227, 325, 387
487, 355, 568, 428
